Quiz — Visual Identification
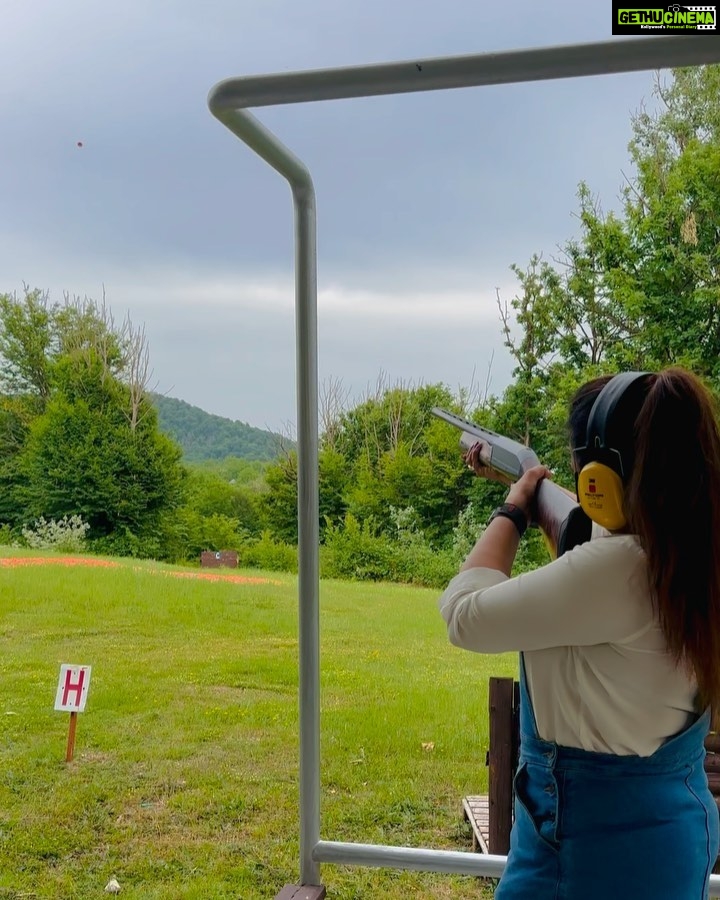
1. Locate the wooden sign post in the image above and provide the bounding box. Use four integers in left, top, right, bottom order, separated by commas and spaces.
54, 664, 91, 762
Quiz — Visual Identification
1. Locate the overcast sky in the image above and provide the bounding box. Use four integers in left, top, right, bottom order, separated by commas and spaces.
1, 0, 666, 433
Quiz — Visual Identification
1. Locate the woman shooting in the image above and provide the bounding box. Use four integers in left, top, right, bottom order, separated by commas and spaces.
439, 367, 720, 899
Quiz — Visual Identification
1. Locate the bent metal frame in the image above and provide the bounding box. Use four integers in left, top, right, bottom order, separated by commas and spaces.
207, 35, 720, 896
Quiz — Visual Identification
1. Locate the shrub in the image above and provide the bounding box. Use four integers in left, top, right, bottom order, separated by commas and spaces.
388, 505, 424, 546
21, 515, 89, 553
389, 541, 458, 588
451, 502, 487, 563
320, 512, 456, 588
90, 527, 163, 560
321, 514, 392, 582
449, 501, 551, 575
151, 509, 244, 565
239, 531, 298, 573
383, 505, 458, 587
513, 527, 551, 573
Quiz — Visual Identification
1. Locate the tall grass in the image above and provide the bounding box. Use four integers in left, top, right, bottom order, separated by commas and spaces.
0, 552, 516, 898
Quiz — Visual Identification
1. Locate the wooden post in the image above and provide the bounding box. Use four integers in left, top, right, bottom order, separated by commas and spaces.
488, 677, 515, 855
273, 885, 326, 899
66, 711, 78, 762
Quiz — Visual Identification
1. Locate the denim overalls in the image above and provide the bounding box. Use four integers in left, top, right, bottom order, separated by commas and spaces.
495, 655, 719, 899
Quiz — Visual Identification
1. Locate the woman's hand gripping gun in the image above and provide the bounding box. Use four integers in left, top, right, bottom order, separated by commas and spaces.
432, 407, 591, 558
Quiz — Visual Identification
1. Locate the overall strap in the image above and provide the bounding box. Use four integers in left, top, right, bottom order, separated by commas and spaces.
518, 652, 542, 741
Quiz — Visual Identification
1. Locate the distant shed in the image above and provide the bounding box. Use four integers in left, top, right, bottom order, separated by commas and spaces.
200, 550, 239, 569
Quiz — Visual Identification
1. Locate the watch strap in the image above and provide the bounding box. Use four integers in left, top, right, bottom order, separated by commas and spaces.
487, 502, 528, 537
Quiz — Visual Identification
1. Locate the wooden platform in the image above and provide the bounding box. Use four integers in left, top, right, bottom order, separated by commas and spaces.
462, 795, 490, 854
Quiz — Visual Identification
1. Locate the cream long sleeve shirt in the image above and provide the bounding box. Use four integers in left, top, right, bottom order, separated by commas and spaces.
439, 532, 698, 756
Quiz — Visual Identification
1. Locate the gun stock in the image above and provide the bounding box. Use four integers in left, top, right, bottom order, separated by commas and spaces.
432, 407, 591, 558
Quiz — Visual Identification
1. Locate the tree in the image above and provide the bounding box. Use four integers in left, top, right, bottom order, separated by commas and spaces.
551, 185, 638, 371
0, 288, 54, 404
621, 66, 720, 378
261, 381, 480, 548
263, 450, 300, 544
0, 288, 186, 545
18, 388, 183, 537
182, 467, 264, 535
496, 257, 558, 450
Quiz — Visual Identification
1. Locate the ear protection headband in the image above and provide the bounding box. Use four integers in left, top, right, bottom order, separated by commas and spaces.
573, 372, 650, 531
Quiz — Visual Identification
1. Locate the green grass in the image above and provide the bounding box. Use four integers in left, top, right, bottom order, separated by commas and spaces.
0, 551, 517, 899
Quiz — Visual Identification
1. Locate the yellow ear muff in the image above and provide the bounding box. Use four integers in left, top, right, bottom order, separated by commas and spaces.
576, 461, 627, 531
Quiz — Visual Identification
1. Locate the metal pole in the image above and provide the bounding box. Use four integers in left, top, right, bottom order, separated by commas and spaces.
313, 840, 507, 877
209, 36, 720, 110
293, 181, 321, 885
313, 840, 720, 894
207, 108, 321, 885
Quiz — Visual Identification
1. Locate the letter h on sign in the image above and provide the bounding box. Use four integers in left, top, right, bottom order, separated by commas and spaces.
54, 665, 91, 713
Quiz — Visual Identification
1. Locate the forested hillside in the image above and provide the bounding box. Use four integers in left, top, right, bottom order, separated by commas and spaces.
151, 393, 290, 462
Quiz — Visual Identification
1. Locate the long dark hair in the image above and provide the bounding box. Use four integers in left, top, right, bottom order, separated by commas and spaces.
569, 368, 720, 716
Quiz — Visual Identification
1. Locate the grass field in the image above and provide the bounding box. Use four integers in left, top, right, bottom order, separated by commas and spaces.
0, 551, 517, 899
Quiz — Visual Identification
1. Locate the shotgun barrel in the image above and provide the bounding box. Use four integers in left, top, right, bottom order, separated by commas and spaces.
432, 407, 592, 558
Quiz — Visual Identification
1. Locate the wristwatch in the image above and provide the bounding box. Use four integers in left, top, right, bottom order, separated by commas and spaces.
487, 503, 528, 537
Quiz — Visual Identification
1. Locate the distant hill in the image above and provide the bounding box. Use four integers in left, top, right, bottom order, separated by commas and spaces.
151, 394, 291, 462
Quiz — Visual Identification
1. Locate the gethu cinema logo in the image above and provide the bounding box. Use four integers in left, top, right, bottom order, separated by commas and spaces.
617, 6, 716, 27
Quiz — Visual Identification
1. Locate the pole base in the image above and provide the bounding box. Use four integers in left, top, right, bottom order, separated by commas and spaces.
274, 885, 326, 899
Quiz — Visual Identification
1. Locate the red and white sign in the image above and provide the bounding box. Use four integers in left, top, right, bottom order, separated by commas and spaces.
54, 665, 91, 713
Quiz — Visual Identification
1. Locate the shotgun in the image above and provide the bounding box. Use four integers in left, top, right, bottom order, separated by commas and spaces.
432, 407, 592, 559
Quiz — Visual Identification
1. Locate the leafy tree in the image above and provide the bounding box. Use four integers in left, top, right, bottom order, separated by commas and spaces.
551, 186, 638, 372
17, 391, 183, 537
621, 66, 720, 378
0, 288, 54, 403
263, 451, 299, 544
496, 257, 559, 451
182, 467, 264, 536
262, 382, 481, 549
318, 448, 349, 530
160, 508, 243, 562
336, 382, 472, 542
0, 289, 185, 544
